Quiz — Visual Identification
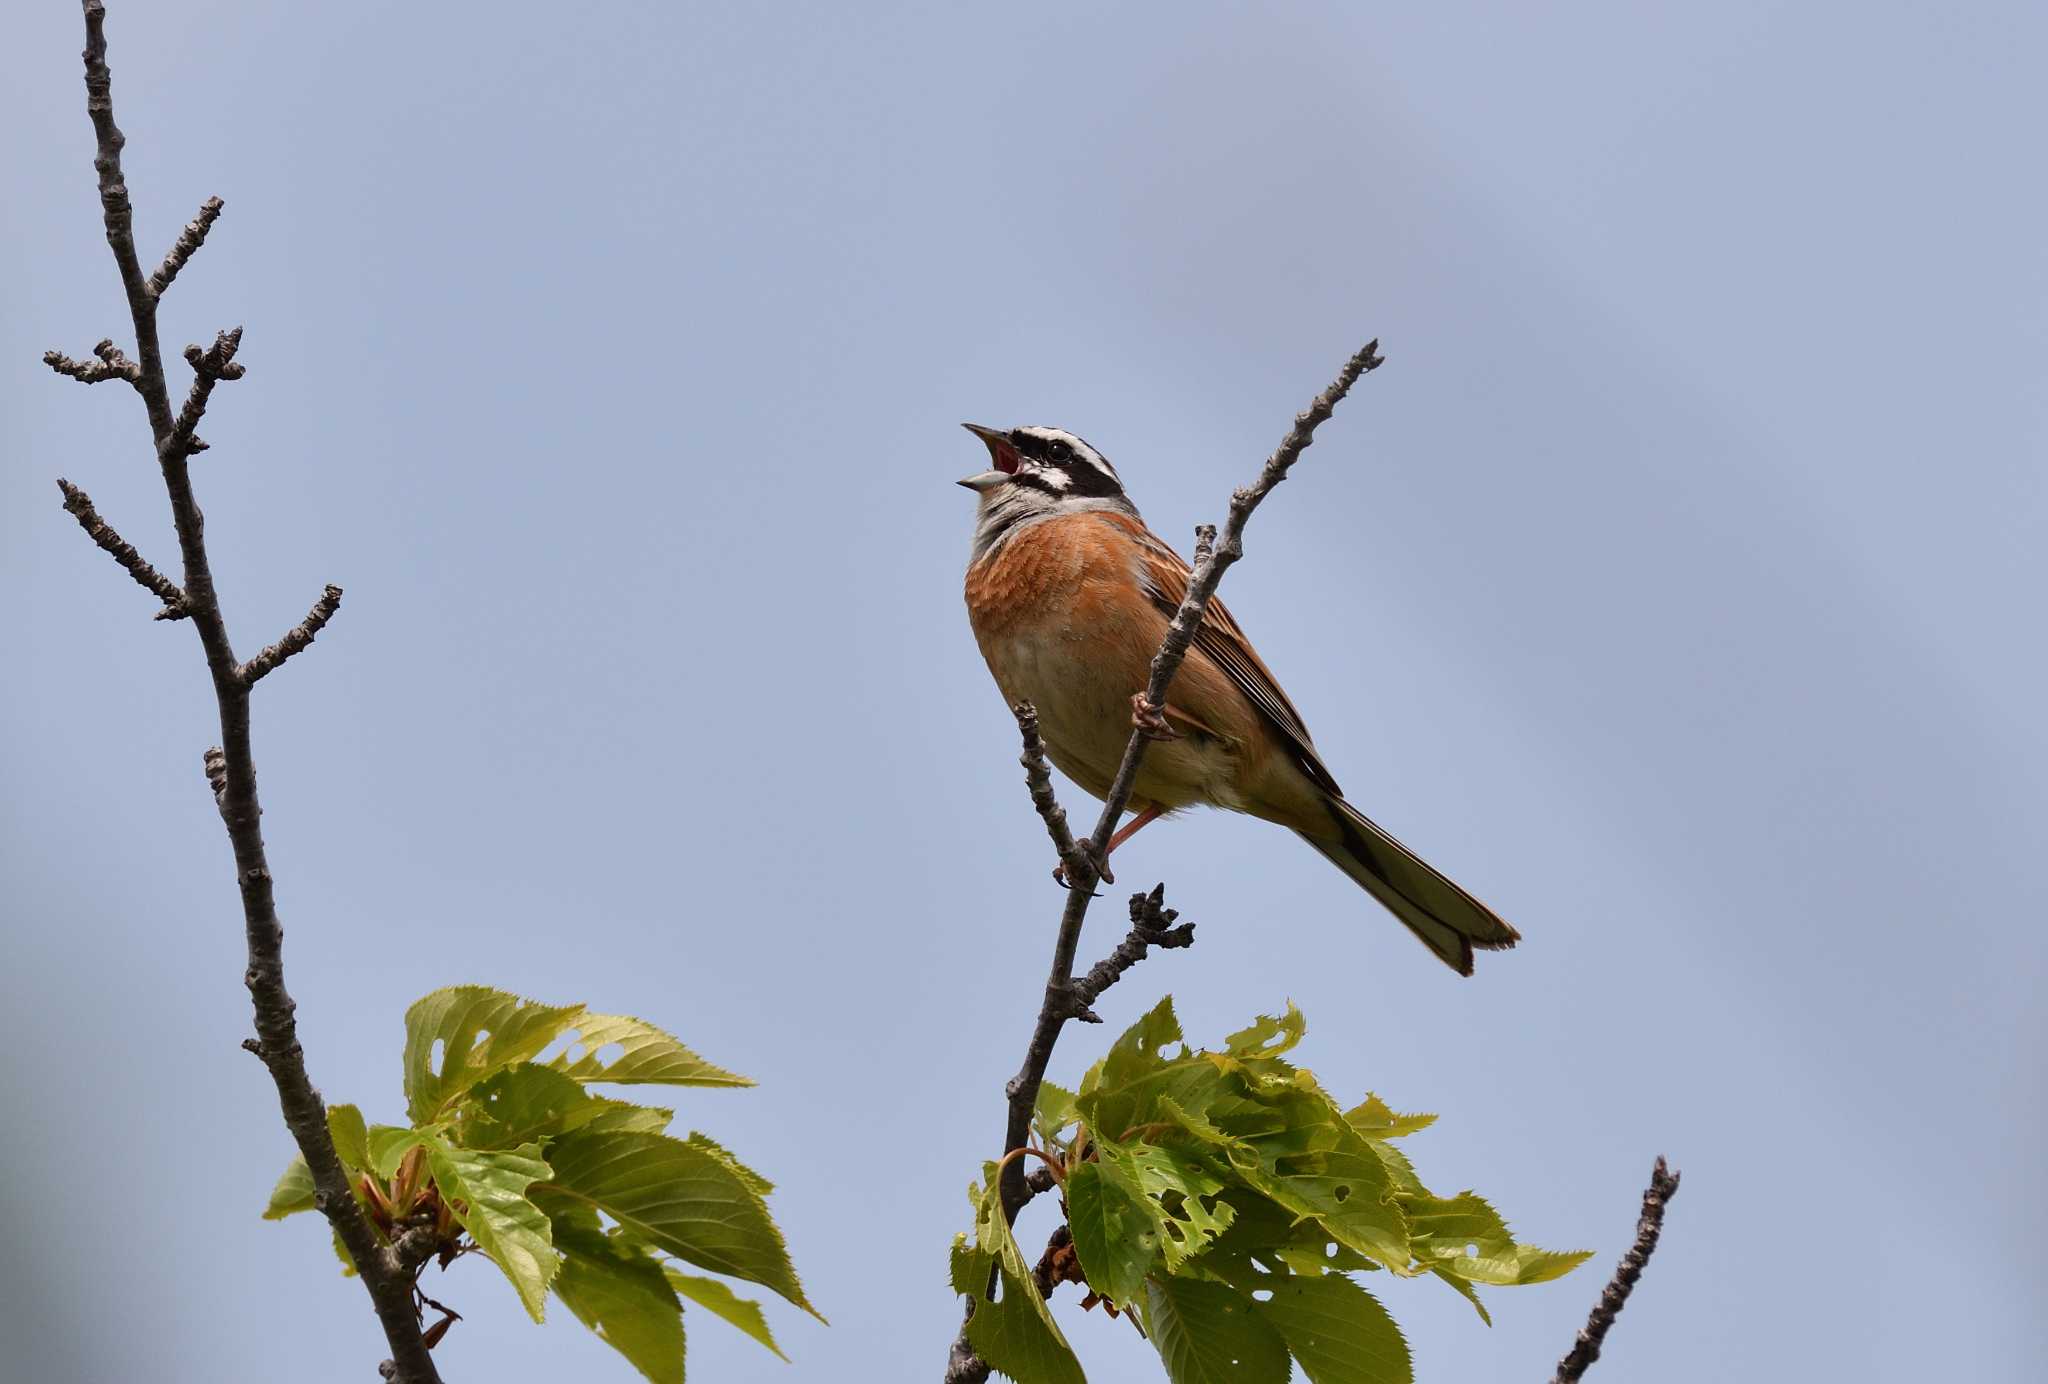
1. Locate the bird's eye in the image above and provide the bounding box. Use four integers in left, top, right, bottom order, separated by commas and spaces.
1047, 438, 1073, 462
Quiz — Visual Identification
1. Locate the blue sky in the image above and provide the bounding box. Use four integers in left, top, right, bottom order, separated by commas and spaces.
4, 3, 2043, 1380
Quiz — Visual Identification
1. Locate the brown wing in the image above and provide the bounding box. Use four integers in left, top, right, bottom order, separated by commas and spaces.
1106, 512, 1345, 798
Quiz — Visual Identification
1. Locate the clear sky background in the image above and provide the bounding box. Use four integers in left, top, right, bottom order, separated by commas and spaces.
4, 3, 2043, 1381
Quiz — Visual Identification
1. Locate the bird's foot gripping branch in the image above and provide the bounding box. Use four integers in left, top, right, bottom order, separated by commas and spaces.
263, 987, 817, 1381
950, 999, 1592, 1384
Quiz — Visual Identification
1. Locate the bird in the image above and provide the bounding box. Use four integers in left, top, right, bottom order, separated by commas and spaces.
958, 422, 1519, 975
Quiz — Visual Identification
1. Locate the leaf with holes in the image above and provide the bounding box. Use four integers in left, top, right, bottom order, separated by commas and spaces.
404, 986, 584, 1123
1256, 1273, 1412, 1384
549, 1011, 751, 1089
1145, 1273, 1291, 1384
1065, 1156, 1158, 1310
950, 1175, 1085, 1384
1203, 1076, 1407, 1269
261, 986, 812, 1371
542, 1128, 818, 1319
1224, 1003, 1306, 1061
1401, 1193, 1588, 1287
1106, 1139, 1237, 1273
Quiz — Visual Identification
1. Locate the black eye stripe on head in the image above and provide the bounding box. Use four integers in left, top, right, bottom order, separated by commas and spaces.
1004, 428, 1123, 497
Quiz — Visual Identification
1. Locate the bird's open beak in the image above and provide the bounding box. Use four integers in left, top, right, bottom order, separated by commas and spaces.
958, 423, 1018, 491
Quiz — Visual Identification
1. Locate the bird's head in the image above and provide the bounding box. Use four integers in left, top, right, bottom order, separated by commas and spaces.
958, 424, 1132, 556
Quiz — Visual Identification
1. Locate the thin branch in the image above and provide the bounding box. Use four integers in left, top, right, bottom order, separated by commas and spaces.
1068, 885, 1196, 1024
240, 585, 344, 684
1552, 1157, 1683, 1383
1013, 701, 1085, 873
949, 345, 1382, 1382
167, 327, 245, 457
58, 5, 439, 1379
147, 194, 224, 298
43, 337, 141, 386
54, 477, 188, 618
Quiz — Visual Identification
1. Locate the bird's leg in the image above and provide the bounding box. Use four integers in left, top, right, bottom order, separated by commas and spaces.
1130, 692, 1180, 741
1105, 803, 1164, 855
1053, 805, 1163, 889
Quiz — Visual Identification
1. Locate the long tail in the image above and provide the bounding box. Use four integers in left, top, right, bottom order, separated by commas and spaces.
1294, 796, 1520, 976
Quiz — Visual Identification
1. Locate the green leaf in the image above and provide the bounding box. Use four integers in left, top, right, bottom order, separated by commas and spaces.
1144, 1274, 1290, 1384
581, 1101, 676, 1137
949, 1178, 1084, 1384
1256, 1273, 1412, 1384
1086, 994, 1186, 1097
327, 1105, 370, 1172
667, 1269, 788, 1361
1064, 1158, 1158, 1309
425, 1139, 558, 1321
461, 1063, 597, 1148
1507, 1247, 1596, 1284
1207, 1192, 1380, 1279
1203, 1077, 1407, 1269
1427, 1265, 1490, 1324
368, 1124, 420, 1179
264, 1155, 316, 1220
1033, 1080, 1079, 1148
1107, 1140, 1236, 1273
551, 1216, 686, 1384
1224, 1003, 1306, 1060
1403, 1192, 1518, 1283
542, 1129, 817, 1319
404, 986, 584, 1124
550, 1011, 751, 1089
1342, 1095, 1436, 1140
684, 1131, 774, 1197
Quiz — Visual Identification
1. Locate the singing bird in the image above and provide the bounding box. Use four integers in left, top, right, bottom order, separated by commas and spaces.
959, 423, 1518, 975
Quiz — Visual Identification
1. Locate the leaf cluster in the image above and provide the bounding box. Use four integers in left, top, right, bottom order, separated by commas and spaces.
954, 998, 1590, 1383
265, 986, 814, 1381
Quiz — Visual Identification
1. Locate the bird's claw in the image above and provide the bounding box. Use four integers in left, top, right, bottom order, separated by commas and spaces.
1131, 693, 1179, 741
1052, 840, 1114, 890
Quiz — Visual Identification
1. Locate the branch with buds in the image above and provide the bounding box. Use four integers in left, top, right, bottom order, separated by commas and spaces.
46, 4, 437, 1380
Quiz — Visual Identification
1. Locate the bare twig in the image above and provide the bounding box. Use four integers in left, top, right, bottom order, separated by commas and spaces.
52, 5, 435, 1379
44, 337, 141, 385
54, 478, 187, 618
1552, 1157, 1683, 1383
1068, 885, 1196, 1023
240, 585, 344, 684
949, 344, 1382, 1381
167, 326, 245, 457
1014, 702, 1085, 875
147, 194, 224, 298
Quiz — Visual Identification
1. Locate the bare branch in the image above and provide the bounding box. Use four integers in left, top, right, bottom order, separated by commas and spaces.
1013, 701, 1084, 872
1552, 1157, 1683, 1383
166, 327, 245, 458
43, 337, 142, 386
57, 5, 436, 1378
239, 585, 344, 685
147, 195, 224, 298
54, 478, 188, 618
1068, 885, 1196, 1023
